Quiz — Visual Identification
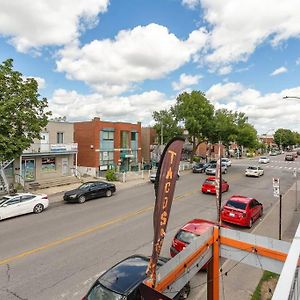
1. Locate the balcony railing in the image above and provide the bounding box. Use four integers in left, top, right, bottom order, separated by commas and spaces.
23, 143, 78, 154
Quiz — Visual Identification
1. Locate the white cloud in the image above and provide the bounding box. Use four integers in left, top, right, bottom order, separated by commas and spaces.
56, 24, 208, 95
270, 66, 288, 76
172, 73, 202, 91
218, 66, 232, 75
206, 82, 300, 134
200, 0, 300, 70
296, 58, 300, 65
182, 0, 200, 9
0, 0, 109, 52
49, 89, 175, 125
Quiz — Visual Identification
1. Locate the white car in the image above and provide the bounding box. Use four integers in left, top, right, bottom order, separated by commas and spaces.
245, 166, 264, 177
0, 193, 48, 221
149, 170, 180, 183
221, 158, 232, 167
259, 156, 270, 164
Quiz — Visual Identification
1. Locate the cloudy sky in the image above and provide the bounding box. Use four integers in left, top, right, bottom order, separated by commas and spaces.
1, 0, 300, 134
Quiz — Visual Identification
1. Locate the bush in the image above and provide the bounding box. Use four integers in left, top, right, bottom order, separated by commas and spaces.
105, 169, 117, 181
193, 156, 200, 162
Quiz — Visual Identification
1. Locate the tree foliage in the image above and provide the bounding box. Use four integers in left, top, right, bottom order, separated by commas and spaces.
152, 109, 182, 143
172, 91, 214, 152
274, 128, 296, 148
0, 59, 51, 161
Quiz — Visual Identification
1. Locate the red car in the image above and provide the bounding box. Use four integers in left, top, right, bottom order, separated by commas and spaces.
221, 196, 263, 228
201, 176, 229, 194
170, 219, 217, 259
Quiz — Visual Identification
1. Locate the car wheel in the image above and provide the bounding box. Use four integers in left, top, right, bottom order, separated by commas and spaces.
33, 203, 44, 214
259, 208, 263, 217
78, 195, 86, 203
106, 189, 112, 197
248, 218, 253, 228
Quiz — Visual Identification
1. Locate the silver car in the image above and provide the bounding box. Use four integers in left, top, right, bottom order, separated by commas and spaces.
205, 163, 227, 175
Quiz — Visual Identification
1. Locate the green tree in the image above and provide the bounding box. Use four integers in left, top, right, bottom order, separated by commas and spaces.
0, 59, 51, 161
172, 91, 214, 160
211, 109, 239, 146
152, 109, 182, 143
274, 128, 294, 149
236, 123, 258, 150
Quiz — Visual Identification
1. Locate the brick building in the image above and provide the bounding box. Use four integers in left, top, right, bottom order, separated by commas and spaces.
74, 117, 142, 175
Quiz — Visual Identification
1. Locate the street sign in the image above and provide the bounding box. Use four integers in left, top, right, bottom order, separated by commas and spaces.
273, 178, 280, 198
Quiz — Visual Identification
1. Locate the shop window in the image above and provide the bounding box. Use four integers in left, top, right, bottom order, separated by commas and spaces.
41, 157, 56, 172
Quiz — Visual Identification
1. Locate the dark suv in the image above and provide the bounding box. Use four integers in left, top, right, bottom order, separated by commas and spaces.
82, 255, 190, 300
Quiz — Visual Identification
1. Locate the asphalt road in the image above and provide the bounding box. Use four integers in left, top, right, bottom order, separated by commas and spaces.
0, 154, 298, 300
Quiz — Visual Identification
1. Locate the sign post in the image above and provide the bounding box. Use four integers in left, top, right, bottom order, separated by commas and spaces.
273, 178, 281, 240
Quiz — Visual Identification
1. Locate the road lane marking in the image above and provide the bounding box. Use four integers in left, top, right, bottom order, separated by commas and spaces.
0, 189, 196, 266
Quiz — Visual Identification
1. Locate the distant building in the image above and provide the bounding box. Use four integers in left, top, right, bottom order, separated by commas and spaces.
6, 121, 78, 188
259, 134, 275, 147
74, 117, 141, 176
195, 142, 225, 159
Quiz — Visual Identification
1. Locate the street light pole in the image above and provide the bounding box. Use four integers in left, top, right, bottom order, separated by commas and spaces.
283, 96, 300, 100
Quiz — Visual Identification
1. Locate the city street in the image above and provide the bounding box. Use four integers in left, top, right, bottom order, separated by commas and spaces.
0, 155, 299, 299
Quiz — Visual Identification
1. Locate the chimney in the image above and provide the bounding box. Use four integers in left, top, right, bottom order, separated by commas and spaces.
93, 117, 100, 122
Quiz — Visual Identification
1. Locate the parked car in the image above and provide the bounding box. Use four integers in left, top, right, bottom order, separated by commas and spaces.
201, 176, 229, 194
258, 156, 270, 164
285, 154, 295, 161
150, 170, 180, 183
221, 158, 232, 167
63, 181, 116, 203
205, 163, 227, 175
192, 162, 206, 173
0, 193, 48, 221
170, 219, 224, 270
82, 255, 190, 300
245, 166, 264, 177
221, 195, 263, 228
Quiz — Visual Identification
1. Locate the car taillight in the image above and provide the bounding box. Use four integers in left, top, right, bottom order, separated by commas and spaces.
242, 212, 247, 217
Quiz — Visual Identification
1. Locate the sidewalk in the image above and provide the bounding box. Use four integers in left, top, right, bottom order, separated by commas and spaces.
34, 175, 149, 204
219, 179, 300, 299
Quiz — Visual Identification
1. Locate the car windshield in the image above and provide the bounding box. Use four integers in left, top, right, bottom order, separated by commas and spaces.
204, 179, 216, 185
225, 200, 246, 210
88, 282, 123, 300
247, 166, 257, 170
0, 196, 9, 205
195, 163, 204, 167
260, 157, 267, 159
209, 164, 216, 168
79, 183, 93, 190
175, 229, 198, 244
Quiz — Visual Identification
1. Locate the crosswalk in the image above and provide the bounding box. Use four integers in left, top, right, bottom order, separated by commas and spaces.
233, 160, 300, 172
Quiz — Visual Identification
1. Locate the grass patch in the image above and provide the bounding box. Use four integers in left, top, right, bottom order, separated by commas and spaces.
251, 271, 279, 300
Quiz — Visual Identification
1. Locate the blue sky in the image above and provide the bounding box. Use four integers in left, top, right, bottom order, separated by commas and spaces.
0, 0, 300, 134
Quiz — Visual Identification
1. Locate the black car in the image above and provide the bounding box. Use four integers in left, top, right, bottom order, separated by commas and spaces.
82, 255, 190, 300
192, 163, 206, 173
63, 181, 116, 203
285, 154, 295, 161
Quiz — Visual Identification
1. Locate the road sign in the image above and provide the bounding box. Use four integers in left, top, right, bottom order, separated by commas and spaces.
273, 186, 280, 198
273, 178, 280, 197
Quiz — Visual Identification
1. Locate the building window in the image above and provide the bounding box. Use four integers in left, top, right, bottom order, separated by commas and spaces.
57, 132, 64, 144
131, 132, 137, 141
41, 157, 56, 172
121, 131, 129, 148
100, 151, 114, 166
102, 131, 114, 140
